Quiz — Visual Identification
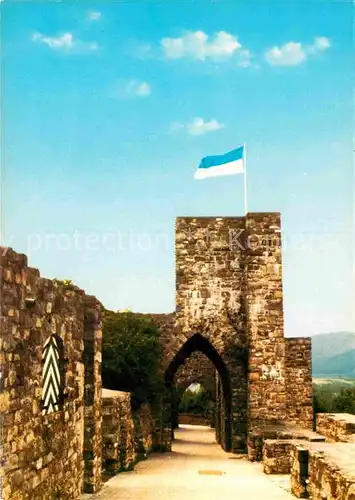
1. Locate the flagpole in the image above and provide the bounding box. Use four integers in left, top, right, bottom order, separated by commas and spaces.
243, 143, 248, 215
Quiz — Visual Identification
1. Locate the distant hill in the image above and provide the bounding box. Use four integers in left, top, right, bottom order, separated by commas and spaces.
311, 332, 355, 378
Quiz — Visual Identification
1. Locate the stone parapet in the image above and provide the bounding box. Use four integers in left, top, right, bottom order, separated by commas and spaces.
247, 423, 325, 462
263, 438, 307, 474
316, 413, 355, 443
308, 443, 355, 500
291, 441, 355, 499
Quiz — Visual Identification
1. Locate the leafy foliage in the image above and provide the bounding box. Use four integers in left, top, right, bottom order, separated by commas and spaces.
102, 310, 163, 409
53, 278, 74, 287
313, 380, 355, 414
179, 384, 213, 416
333, 387, 355, 413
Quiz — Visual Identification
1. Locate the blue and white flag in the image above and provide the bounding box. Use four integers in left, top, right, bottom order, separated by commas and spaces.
194, 145, 245, 179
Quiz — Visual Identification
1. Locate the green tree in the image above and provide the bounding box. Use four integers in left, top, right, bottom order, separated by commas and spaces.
313, 381, 355, 415
313, 385, 334, 413
102, 310, 163, 409
179, 385, 212, 416
332, 387, 355, 414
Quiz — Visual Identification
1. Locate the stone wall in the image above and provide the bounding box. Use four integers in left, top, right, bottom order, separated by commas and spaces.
285, 338, 313, 429
245, 213, 286, 431
262, 439, 297, 474
117, 213, 315, 456
307, 444, 355, 500
178, 414, 210, 426
247, 423, 325, 463
291, 441, 355, 499
316, 413, 355, 443
175, 351, 216, 398
101, 389, 123, 475
0, 248, 102, 499
101, 390, 156, 476
117, 393, 136, 471
166, 213, 310, 452
171, 351, 216, 430
101, 389, 136, 473
134, 403, 155, 459
173, 216, 249, 452
83, 296, 102, 493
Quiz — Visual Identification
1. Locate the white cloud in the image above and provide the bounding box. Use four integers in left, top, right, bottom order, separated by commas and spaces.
309, 36, 331, 53
265, 36, 331, 66
87, 10, 102, 21
172, 117, 224, 136
113, 79, 152, 99
32, 32, 74, 50
161, 30, 241, 61
265, 42, 306, 66
32, 32, 99, 53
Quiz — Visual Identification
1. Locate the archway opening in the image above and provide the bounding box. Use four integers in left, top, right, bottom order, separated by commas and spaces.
178, 383, 214, 426
165, 333, 232, 451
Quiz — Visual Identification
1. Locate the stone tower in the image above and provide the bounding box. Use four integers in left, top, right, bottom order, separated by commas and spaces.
164, 213, 313, 452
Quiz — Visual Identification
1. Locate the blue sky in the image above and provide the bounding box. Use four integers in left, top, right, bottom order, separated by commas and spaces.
2, 1, 354, 337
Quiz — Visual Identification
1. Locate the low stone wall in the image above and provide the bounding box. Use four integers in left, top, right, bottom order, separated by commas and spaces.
101, 390, 122, 475
308, 444, 355, 500
119, 399, 137, 471
316, 413, 355, 443
247, 423, 325, 462
101, 390, 158, 478
134, 403, 155, 459
178, 414, 210, 426
290, 441, 355, 499
101, 389, 136, 474
263, 439, 300, 474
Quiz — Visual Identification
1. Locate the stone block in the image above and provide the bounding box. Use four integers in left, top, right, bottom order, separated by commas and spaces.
291, 441, 355, 500
316, 413, 355, 443
263, 439, 298, 474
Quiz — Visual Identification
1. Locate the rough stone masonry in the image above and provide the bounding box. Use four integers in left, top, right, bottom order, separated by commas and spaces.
0, 248, 160, 500
163, 213, 313, 453
0, 212, 315, 499
0, 248, 103, 499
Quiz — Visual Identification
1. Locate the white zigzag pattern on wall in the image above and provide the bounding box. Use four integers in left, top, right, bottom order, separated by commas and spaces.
42, 335, 61, 415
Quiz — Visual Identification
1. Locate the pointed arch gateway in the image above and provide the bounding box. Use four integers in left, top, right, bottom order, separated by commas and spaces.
165, 333, 233, 452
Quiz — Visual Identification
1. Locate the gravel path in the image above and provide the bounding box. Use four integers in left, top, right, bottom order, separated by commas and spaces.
83, 425, 295, 499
